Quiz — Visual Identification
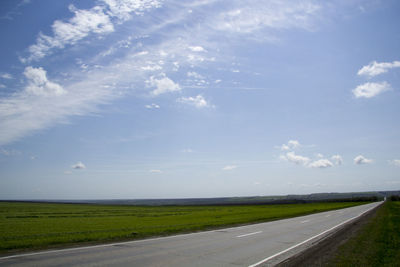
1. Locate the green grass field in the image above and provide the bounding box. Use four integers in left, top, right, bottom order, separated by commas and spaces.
329, 201, 400, 266
0, 201, 367, 253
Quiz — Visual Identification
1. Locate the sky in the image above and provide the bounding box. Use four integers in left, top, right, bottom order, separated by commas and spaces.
0, 0, 399, 200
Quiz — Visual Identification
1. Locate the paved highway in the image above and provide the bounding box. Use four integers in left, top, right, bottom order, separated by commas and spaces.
0, 201, 381, 267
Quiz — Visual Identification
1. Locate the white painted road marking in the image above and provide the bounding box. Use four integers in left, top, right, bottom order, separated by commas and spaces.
247, 202, 381, 267
300, 220, 310, 223
237, 231, 263, 238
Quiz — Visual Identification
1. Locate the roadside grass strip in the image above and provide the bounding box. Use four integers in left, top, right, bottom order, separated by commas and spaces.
329, 201, 400, 266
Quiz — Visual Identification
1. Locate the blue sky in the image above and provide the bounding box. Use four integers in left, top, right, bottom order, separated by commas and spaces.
0, 0, 399, 199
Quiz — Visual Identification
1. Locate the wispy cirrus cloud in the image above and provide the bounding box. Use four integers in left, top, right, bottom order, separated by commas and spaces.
211, 0, 320, 34
1, 0, 31, 21
21, 0, 161, 62
0, 68, 118, 145
22, 5, 113, 63
103, 0, 162, 21
1, 0, 327, 146
0, 73, 13, 80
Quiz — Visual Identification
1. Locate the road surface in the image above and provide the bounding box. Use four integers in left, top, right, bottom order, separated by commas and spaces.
0, 201, 381, 267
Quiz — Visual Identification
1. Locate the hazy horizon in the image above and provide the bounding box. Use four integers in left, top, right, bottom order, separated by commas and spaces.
1, 0, 399, 199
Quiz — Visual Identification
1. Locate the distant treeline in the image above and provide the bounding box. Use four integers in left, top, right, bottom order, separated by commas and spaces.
389, 195, 400, 201
178, 196, 381, 206
4, 190, 399, 206
321, 196, 380, 203
260, 196, 380, 205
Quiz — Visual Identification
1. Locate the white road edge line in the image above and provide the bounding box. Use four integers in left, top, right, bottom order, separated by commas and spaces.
237, 231, 262, 238
248, 202, 382, 267
300, 220, 310, 223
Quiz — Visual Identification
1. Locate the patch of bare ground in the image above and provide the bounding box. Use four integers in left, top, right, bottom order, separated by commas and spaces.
275, 204, 381, 267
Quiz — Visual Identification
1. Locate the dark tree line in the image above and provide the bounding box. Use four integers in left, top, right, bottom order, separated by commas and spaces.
390, 195, 400, 201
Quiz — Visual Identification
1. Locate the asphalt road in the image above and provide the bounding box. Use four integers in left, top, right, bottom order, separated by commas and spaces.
0, 201, 381, 267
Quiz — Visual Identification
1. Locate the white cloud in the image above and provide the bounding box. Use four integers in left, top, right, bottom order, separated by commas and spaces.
222, 165, 237, 171
0, 73, 13, 79
2, 16, 207, 146
2, 0, 329, 146
145, 103, 160, 109
188, 46, 205, 52
71, 161, 86, 169
149, 169, 162, 173
284, 151, 310, 166
331, 155, 343, 165
0, 84, 5, 89
280, 140, 300, 151
288, 140, 300, 149
357, 60, 400, 78
280, 144, 290, 151
103, 0, 161, 21
187, 71, 204, 79
279, 141, 342, 169
141, 65, 162, 71
389, 159, 400, 167
24, 5, 114, 62
23, 66, 65, 96
213, 1, 320, 34
354, 155, 373, 165
147, 74, 181, 96
353, 81, 391, 98
309, 159, 333, 169
177, 95, 210, 108
23, 0, 161, 62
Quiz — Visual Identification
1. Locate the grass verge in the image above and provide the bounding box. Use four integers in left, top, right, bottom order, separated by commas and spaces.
0, 201, 367, 254
329, 201, 400, 266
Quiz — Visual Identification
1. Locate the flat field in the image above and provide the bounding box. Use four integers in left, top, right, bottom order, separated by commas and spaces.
0, 201, 366, 253
329, 201, 400, 266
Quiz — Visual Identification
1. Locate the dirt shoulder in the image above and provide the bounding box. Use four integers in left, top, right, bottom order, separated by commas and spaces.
276, 203, 381, 267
